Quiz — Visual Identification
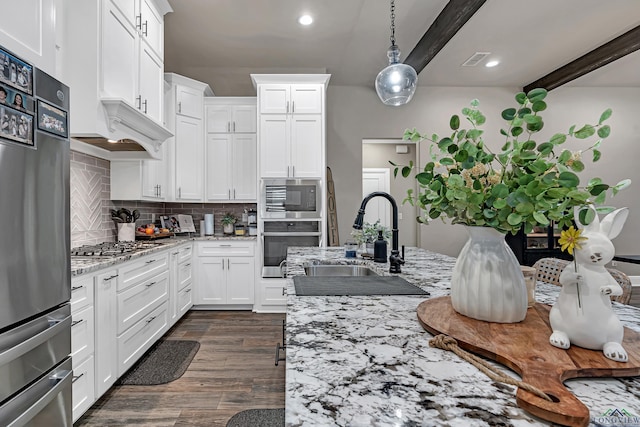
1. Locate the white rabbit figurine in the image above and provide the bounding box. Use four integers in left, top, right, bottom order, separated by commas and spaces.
549, 206, 629, 362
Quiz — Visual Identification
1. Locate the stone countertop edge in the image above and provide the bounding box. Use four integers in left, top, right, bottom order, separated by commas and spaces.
283, 246, 640, 427
71, 235, 256, 276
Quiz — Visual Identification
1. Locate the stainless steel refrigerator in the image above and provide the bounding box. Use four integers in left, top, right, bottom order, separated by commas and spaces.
0, 47, 72, 426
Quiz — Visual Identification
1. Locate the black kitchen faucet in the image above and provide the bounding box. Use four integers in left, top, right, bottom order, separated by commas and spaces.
353, 191, 405, 273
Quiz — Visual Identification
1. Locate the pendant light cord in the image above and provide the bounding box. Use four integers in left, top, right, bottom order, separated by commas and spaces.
389, 0, 396, 47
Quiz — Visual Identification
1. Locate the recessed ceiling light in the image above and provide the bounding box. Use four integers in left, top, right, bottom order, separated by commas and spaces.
298, 14, 313, 26
485, 60, 500, 68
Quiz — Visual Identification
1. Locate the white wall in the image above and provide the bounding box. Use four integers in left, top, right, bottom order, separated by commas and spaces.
326, 85, 640, 273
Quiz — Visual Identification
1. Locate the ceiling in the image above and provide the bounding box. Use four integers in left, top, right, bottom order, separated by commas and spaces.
164, 0, 640, 97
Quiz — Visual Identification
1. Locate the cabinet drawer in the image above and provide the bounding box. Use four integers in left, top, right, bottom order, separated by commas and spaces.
71, 305, 94, 367
117, 301, 168, 376
117, 270, 168, 335
177, 285, 193, 317
262, 281, 287, 306
71, 275, 94, 312
72, 355, 95, 423
178, 243, 193, 263
118, 252, 169, 292
178, 260, 192, 291
197, 241, 255, 257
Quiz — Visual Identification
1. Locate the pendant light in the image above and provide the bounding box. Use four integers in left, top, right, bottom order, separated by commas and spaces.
375, 0, 418, 106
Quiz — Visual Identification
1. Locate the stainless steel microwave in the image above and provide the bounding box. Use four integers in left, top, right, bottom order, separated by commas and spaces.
261, 179, 321, 219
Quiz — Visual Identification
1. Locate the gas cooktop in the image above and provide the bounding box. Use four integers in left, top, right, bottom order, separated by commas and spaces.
70, 241, 165, 257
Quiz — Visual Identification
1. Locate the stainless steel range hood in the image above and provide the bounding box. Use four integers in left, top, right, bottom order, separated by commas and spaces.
70, 98, 173, 161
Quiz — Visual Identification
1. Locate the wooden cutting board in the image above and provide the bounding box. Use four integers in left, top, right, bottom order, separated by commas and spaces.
417, 297, 640, 427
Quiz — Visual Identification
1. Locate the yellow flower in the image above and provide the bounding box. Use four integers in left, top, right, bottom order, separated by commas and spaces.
558, 226, 587, 255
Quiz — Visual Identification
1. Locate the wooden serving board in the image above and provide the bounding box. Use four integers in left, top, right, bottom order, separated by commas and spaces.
417, 297, 640, 427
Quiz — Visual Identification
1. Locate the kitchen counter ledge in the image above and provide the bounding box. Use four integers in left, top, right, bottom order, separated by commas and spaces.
71, 235, 256, 276
284, 246, 640, 426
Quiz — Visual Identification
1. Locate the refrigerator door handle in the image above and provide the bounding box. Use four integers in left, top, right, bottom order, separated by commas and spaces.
3, 361, 72, 427
0, 314, 71, 366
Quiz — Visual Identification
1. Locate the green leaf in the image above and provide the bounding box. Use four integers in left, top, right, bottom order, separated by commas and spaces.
518, 108, 532, 118
532, 100, 547, 112
500, 128, 508, 136
597, 125, 610, 138
589, 184, 609, 196
588, 177, 603, 186
599, 108, 612, 124
402, 166, 412, 178
578, 207, 596, 226
438, 137, 454, 151
568, 125, 576, 136
502, 108, 516, 121
570, 160, 585, 172
467, 129, 482, 140
475, 114, 486, 126
515, 92, 527, 105
550, 133, 567, 145
542, 172, 556, 185
507, 212, 523, 226
429, 180, 442, 191
614, 179, 632, 191
558, 171, 579, 188
440, 158, 454, 166
511, 126, 523, 137
526, 121, 544, 132
491, 183, 509, 198
594, 191, 606, 205
533, 211, 549, 226
592, 149, 601, 162
483, 209, 496, 218
526, 88, 547, 103
558, 150, 572, 163
450, 115, 460, 130
470, 99, 480, 107
537, 142, 553, 155
515, 202, 534, 214
574, 125, 595, 139
522, 140, 536, 150
415, 172, 432, 185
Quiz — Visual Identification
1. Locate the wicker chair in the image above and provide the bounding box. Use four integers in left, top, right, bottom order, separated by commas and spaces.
532, 257, 632, 305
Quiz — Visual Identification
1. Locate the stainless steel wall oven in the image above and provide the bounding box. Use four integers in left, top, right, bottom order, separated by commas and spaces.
262, 220, 321, 277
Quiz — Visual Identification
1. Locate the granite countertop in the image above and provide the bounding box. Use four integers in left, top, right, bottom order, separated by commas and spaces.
71, 235, 256, 276
284, 246, 640, 426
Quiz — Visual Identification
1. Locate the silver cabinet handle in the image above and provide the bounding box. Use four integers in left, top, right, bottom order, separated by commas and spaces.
142, 20, 148, 37
233, 189, 236, 199
286, 101, 289, 113
292, 165, 295, 177
142, 99, 148, 114
186, 289, 192, 293
219, 244, 231, 247
282, 287, 285, 296
71, 319, 84, 327
145, 281, 157, 288
178, 187, 182, 198
178, 102, 182, 113
185, 263, 191, 267
145, 259, 156, 264
233, 121, 236, 132
227, 259, 230, 269
222, 259, 225, 270
72, 373, 84, 383
136, 95, 142, 109
228, 189, 231, 199
71, 285, 84, 292
172, 252, 179, 256
146, 316, 157, 324
104, 274, 118, 282
292, 101, 295, 113
227, 122, 230, 132
136, 14, 142, 30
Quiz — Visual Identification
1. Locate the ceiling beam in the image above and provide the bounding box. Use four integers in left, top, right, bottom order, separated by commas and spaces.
404, 0, 486, 73
524, 25, 640, 93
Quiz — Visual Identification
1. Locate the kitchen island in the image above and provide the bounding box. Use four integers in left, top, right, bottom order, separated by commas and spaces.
284, 246, 640, 426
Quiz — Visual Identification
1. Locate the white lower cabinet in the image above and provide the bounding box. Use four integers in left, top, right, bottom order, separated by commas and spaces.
254, 278, 287, 313
195, 241, 255, 306
168, 243, 193, 329
72, 242, 195, 421
71, 274, 96, 423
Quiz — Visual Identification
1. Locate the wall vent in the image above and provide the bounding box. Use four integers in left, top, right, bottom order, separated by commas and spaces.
462, 52, 491, 67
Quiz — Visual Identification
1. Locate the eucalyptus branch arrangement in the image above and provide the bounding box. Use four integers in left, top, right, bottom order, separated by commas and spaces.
391, 88, 630, 235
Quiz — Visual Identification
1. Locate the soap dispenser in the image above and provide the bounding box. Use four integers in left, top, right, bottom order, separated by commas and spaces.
374, 230, 387, 263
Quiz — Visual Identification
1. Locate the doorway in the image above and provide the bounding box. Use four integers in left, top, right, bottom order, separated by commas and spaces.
362, 168, 391, 229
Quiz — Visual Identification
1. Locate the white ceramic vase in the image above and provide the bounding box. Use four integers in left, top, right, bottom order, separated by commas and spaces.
451, 226, 528, 323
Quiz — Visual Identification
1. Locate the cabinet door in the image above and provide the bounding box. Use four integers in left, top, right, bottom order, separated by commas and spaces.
141, 143, 166, 199
206, 105, 232, 133
196, 257, 226, 304
139, 0, 164, 59
176, 85, 203, 119
94, 269, 118, 398
232, 105, 257, 133
175, 116, 204, 200
291, 85, 323, 114
259, 114, 289, 178
101, 0, 137, 104
227, 257, 255, 304
259, 85, 289, 114
290, 115, 323, 178
138, 41, 163, 122
206, 134, 232, 201
232, 134, 257, 200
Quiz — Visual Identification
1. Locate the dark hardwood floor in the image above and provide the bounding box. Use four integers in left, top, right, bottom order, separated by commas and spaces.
75, 310, 286, 426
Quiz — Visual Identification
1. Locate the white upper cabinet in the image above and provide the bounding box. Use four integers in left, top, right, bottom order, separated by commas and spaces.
0, 0, 56, 75
176, 85, 204, 119
206, 104, 256, 133
258, 84, 323, 115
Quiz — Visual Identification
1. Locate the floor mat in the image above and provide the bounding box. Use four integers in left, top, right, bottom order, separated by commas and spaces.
118, 340, 199, 385
226, 408, 285, 427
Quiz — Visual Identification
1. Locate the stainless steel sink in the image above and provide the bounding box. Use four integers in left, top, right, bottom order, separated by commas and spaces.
303, 264, 378, 277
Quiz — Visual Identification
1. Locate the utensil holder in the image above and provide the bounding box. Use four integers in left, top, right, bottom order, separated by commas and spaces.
117, 223, 135, 241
